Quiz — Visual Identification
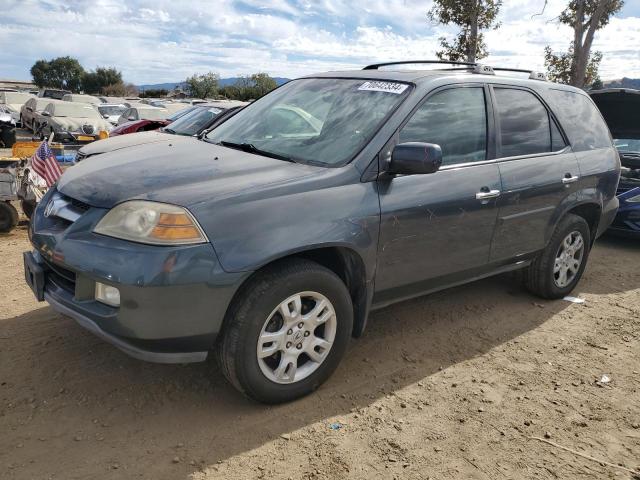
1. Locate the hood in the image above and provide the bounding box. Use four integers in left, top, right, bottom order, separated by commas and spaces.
589, 88, 640, 139
57, 136, 324, 208
78, 131, 171, 156
50, 116, 112, 133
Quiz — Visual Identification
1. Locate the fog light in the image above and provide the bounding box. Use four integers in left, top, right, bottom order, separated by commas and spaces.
95, 282, 120, 307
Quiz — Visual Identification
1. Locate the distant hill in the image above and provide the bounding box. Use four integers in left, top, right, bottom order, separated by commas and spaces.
137, 77, 290, 91
603, 77, 640, 89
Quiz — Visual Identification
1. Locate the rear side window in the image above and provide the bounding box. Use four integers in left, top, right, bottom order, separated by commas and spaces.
494, 88, 551, 157
399, 87, 487, 166
547, 90, 611, 151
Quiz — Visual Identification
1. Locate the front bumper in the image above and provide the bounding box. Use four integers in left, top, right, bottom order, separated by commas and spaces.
53, 131, 101, 145
27, 190, 250, 363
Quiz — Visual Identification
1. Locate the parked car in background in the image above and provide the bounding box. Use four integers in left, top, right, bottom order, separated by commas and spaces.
62, 93, 102, 105
75, 101, 246, 160
97, 103, 127, 126
25, 62, 619, 403
21, 97, 55, 132
108, 105, 202, 136
0, 91, 35, 125
38, 88, 70, 100
116, 105, 168, 126
590, 88, 640, 237
38, 101, 112, 144
0, 104, 16, 147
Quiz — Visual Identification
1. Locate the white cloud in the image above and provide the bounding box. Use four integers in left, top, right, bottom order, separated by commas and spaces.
0, 0, 638, 84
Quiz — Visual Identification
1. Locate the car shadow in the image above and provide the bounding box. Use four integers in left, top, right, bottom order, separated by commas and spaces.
0, 273, 583, 479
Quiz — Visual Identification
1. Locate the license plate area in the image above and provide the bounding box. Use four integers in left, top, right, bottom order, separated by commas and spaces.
23, 252, 45, 301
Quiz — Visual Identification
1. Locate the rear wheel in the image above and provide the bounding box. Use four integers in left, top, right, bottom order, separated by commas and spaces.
217, 258, 353, 403
0, 202, 19, 233
524, 214, 590, 299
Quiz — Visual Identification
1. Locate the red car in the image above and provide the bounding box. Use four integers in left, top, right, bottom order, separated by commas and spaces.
108, 118, 171, 136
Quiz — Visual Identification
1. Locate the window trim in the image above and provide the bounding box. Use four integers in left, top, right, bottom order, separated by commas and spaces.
393, 83, 494, 169
489, 84, 569, 162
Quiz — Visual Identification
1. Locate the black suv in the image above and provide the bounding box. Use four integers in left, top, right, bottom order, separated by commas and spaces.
24, 61, 620, 403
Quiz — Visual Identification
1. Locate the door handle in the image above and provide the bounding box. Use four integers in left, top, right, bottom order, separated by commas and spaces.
475, 189, 501, 200
562, 174, 579, 184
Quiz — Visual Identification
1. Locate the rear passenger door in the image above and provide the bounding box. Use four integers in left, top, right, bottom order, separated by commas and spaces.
376, 85, 501, 303
489, 86, 580, 261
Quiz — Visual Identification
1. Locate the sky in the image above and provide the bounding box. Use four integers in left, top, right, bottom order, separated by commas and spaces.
1, 0, 640, 85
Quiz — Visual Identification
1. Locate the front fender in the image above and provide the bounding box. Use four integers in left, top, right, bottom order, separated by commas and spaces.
191, 181, 380, 283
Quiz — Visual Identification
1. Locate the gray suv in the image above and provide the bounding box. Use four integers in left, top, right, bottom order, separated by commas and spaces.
24, 61, 620, 403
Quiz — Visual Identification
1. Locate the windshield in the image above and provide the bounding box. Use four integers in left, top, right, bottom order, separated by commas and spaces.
138, 108, 169, 121
2, 92, 32, 104
614, 138, 640, 153
98, 105, 126, 116
165, 106, 225, 136
51, 103, 101, 118
206, 78, 410, 166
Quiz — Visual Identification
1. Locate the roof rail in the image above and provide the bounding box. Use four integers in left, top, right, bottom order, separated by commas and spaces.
492, 67, 547, 81
362, 60, 476, 70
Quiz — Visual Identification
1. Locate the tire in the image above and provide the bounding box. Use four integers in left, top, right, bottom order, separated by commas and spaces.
217, 258, 353, 404
524, 214, 591, 299
0, 202, 19, 233
21, 199, 36, 219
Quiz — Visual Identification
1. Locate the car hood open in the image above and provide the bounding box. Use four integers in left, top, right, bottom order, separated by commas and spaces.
57, 136, 324, 209
589, 88, 640, 139
78, 131, 172, 157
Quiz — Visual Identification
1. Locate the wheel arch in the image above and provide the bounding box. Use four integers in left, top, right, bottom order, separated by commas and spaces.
548, 201, 602, 247
221, 245, 372, 339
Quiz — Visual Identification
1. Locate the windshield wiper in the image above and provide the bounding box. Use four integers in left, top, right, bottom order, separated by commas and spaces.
163, 127, 176, 134
217, 140, 296, 162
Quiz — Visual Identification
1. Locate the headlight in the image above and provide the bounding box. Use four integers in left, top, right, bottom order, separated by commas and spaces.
628, 194, 640, 203
94, 201, 208, 245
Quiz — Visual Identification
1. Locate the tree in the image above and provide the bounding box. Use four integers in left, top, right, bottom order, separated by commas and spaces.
30, 56, 85, 92
544, 46, 602, 87
185, 72, 219, 99
250, 73, 277, 97
545, 0, 624, 88
427, 0, 502, 63
141, 88, 168, 98
102, 82, 139, 97
82, 67, 123, 94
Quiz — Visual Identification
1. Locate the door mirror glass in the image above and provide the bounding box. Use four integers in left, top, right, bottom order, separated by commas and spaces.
41, 111, 50, 116
389, 142, 442, 175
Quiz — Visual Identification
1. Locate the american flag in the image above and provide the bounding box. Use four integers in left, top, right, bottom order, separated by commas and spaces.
31, 141, 62, 187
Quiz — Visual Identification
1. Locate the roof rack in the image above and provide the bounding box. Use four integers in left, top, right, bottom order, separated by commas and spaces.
362, 60, 546, 81
492, 67, 547, 81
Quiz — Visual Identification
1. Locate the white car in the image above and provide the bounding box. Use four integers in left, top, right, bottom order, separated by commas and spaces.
97, 103, 127, 126
62, 94, 103, 105
39, 101, 112, 144
21, 97, 56, 132
0, 91, 35, 126
117, 106, 169, 125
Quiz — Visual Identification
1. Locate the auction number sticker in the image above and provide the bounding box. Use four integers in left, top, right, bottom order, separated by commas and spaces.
358, 81, 408, 94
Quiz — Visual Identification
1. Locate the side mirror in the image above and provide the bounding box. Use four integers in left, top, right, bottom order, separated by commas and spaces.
103, 114, 110, 119
128, 116, 135, 121
389, 142, 442, 175
41, 111, 50, 117
26, 107, 33, 112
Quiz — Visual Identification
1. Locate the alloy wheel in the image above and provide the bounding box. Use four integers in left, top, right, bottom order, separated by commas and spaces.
257, 291, 337, 384
553, 231, 585, 288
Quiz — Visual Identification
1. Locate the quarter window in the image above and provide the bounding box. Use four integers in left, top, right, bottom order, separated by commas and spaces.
399, 87, 487, 166
494, 88, 551, 157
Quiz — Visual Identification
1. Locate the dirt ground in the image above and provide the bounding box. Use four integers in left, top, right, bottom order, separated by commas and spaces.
1, 215, 639, 480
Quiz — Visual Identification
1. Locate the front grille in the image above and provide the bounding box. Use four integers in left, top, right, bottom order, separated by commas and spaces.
617, 185, 635, 195
66, 195, 91, 212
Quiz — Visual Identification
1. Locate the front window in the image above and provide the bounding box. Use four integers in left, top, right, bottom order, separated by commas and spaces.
52, 103, 101, 118
138, 108, 169, 121
164, 106, 225, 136
2, 92, 33, 104
98, 105, 126, 116
205, 78, 410, 166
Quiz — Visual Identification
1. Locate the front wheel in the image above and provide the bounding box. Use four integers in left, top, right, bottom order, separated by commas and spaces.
524, 214, 591, 299
217, 258, 353, 403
